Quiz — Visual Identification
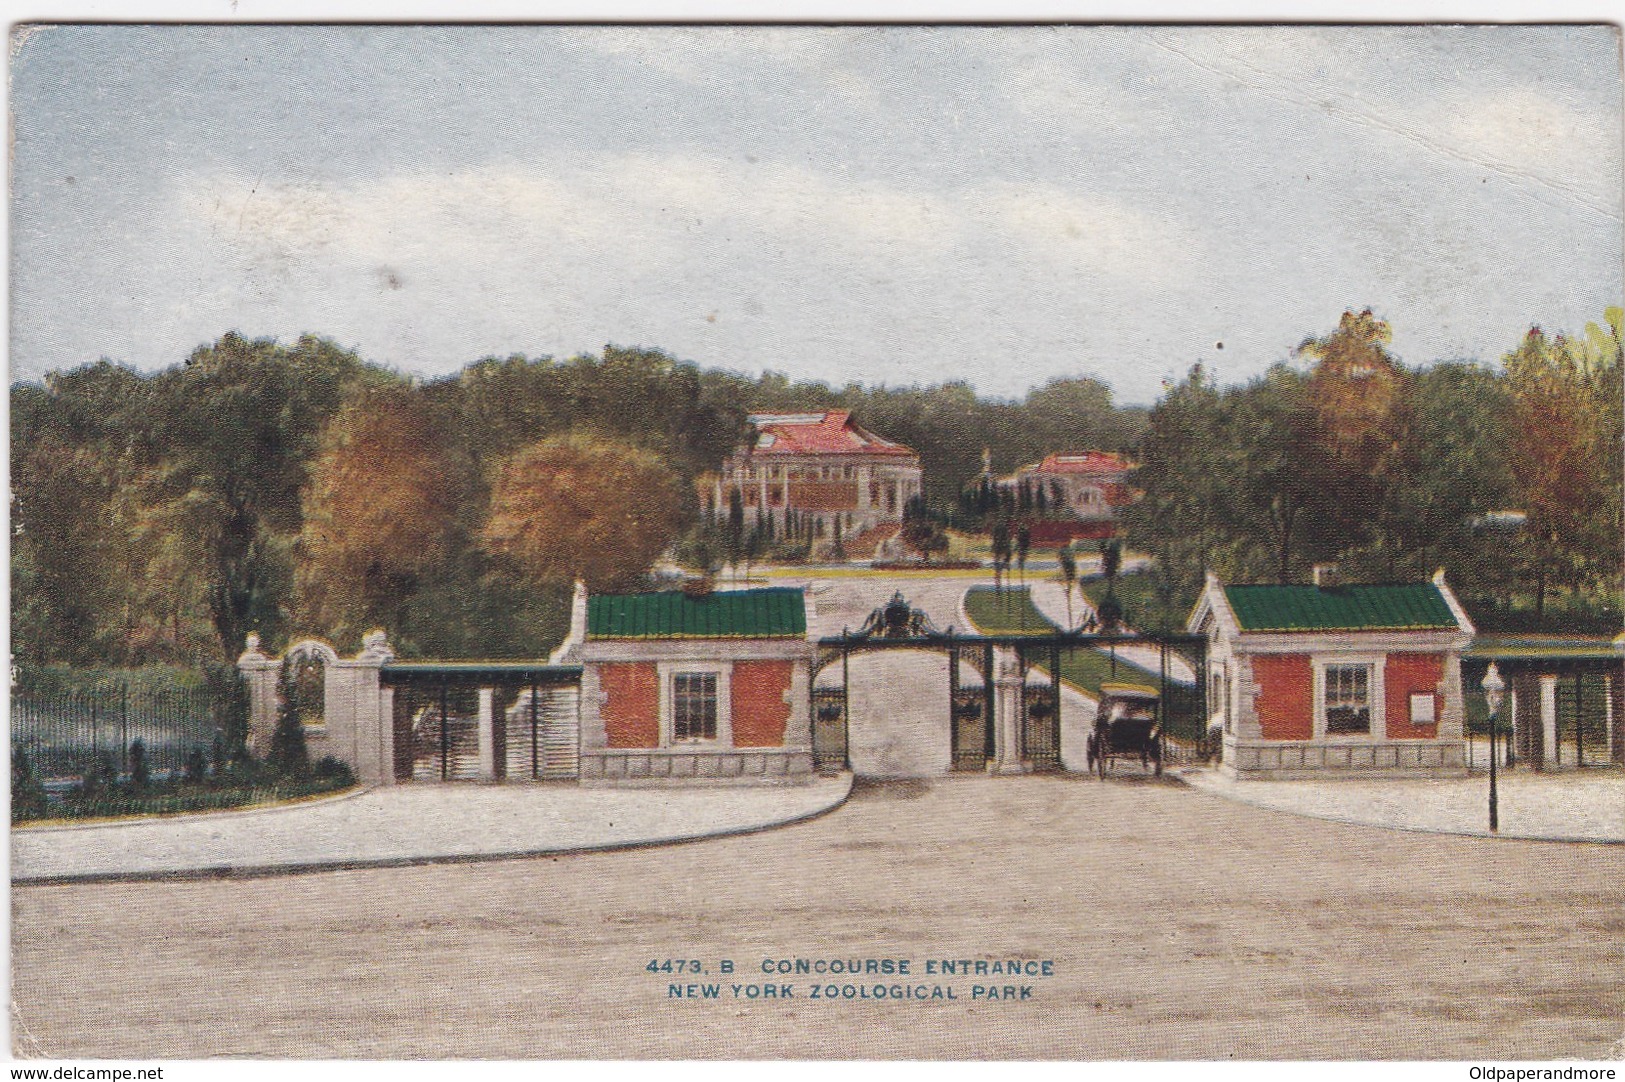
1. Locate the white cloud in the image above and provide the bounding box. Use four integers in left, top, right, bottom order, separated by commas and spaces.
1433, 86, 1620, 209
178, 153, 1195, 297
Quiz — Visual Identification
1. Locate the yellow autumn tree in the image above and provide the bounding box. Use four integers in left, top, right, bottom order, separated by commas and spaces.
298, 388, 463, 640
1502, 319, 1620, 613
1298, 308, 1409, 476
480, 432, 685, 591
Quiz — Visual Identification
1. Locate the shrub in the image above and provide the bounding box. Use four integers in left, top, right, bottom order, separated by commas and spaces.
184, 746, 209, 785
129, 738, 150, 789
11, 744, 49, 822
76, 754, 117, 801
268, 699, 309, 779
312, 756, 354, 786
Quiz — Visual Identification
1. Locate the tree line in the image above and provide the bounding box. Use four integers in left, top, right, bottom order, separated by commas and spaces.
13, 309, 1619, 671
11, 335, 1143, 668
1121, 309, 1622, 632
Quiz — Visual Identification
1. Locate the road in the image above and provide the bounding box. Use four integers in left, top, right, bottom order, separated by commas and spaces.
13, 775, 1624, 1060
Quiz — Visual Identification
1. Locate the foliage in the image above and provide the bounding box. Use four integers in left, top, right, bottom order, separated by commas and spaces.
26, 765, 354, 823
1057, 546, 1078, 630
1123, 308, 1619, 630
129, 738, 150, 789
297, 386, 466, 642
482, 432, 687, 591
11, 744, 49, 822
12, 307, 1620, 671
899, 497, 950, 561
312, 755, 355, 785
268, 677, 310, 779
1499, 316, 1622, 613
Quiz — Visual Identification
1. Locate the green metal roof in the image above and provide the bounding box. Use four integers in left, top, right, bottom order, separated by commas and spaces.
587, 588, 807, 640
1223, 583, 1460, 632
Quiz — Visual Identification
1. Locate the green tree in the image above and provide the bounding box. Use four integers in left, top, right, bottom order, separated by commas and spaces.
11, 744, 49, 822
1121, 364, 1229, 600
1057, 546, 1078, 630
148, 334, 366, 659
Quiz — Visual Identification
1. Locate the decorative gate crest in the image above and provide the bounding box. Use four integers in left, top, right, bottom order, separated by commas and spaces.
854, 591, 943, 639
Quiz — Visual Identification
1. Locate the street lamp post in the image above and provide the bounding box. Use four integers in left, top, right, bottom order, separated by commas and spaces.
1482, 662, 1505, 834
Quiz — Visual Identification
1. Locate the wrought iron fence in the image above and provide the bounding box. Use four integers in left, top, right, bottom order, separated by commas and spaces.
12, 683, 226, 782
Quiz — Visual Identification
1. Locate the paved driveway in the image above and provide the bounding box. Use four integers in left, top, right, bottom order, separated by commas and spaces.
12, 777, 852, 883
14, 775, 1623, 1060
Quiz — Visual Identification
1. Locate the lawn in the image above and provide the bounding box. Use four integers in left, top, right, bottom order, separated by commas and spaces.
962, 586, 1166, 696
963, 586, 1205, 742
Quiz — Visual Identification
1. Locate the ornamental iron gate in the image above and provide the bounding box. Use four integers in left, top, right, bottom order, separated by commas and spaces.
812, 591, 1207, 777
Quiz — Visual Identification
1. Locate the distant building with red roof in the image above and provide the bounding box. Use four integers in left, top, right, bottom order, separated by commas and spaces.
707, 411, 923, 541
996, 451, 1136, 534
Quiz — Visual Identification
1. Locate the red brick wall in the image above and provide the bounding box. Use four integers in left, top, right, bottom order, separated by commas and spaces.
1253, 654, 1313, 740
731, 660, 793, 747
599, 662, 659, 748
1385, 653, 1444, 739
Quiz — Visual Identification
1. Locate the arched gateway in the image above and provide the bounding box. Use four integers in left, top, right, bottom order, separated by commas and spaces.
812, 592, 1076, 777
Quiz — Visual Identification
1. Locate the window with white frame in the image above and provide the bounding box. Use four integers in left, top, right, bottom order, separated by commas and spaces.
1323, 663, 1373, 735
672, 672, 719, 742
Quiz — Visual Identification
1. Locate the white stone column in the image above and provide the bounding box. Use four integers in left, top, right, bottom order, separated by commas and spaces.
1540, 674, 1559, 771
477, 687, 496, 780
1605, 675, 1615, 762
712, 478, 724, 518
235, 634, 281, 758
785, 658, 812, 749
1438, 654, 1465, 741
858, 466, 872, 510
377, 685, 397, 786
990, 649, 1029, 774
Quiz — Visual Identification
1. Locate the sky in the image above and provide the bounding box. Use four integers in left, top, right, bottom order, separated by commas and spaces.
9, 23, 1622, 405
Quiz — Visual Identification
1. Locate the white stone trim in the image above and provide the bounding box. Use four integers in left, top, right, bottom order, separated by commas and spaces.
1233, 630, 1468, 655
657, 661, 733, 748
582, 639, 813, 663
1432, 569, 1478, 636
1312, 654, 1386, 742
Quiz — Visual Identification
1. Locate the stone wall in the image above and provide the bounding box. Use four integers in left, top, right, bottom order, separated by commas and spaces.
1221, 735, 1467, 779
579, 747, 815, 785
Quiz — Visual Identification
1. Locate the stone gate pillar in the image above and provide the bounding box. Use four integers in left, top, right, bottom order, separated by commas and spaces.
1539, 674, 1559, 771
477, 687, 496, 780
357, 630, 396, 786
236, 633, 280, 757
990, 648, 1028, 775
1608, 672, 1623, 765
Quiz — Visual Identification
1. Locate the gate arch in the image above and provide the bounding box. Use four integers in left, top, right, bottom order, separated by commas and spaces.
810, 592, 993, 777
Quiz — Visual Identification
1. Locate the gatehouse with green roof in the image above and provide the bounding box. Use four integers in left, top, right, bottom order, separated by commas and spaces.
1188, 569, 1476, 779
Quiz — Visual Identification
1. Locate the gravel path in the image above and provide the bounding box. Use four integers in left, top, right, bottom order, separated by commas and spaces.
13, 775, 1623, 1060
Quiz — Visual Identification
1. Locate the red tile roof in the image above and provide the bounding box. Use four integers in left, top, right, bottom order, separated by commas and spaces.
744, 411, 916, 457
1018, 451, 1132, 477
